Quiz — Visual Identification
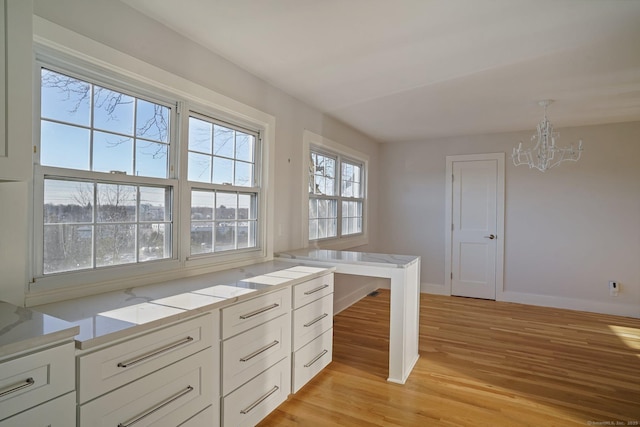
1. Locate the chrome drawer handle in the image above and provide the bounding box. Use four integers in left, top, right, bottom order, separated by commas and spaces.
117, 336, 194, 368
303, 284, 329, 295
117, 385, 194, 427
304, 349, 329, 368
0, 377, 34, 398
303, 313, 329, 328
239, 340, 280, 362
239, 303, 279, 320
240, 386, 279, 415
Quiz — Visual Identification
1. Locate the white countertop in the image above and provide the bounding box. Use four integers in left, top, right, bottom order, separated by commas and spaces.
0, 301, 79, 358
35, 261, 334, 350
276, 249, 420, 269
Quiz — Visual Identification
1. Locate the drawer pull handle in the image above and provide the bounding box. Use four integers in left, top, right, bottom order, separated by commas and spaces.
240, 340, 280, 362
240, 385, 279, 415
304, 349, 329, 368
239, 303, 279, 320
304, 313, 329, 328
0, 377, 34, 398
117, 385, 194, 427
117, 336, 194, 368
304, 284, 329, 295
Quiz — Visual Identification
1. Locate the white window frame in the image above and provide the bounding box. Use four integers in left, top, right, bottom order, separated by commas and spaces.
302, 130, 368, 250
28, 21, 275, 302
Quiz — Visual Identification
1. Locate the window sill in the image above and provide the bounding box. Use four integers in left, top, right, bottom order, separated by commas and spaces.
308, 234, 368, 251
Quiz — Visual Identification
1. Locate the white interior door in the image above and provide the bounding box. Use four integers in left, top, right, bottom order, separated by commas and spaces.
450, 157, 503, 299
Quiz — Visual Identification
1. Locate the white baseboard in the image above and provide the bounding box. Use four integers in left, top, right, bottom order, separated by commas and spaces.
498, 291, 639, 319
421, 282, 450, 295
419, 283, 639, 318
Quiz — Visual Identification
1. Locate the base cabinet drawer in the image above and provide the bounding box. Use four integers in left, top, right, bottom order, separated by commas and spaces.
222, 313, 291, 395
78, 314, 212, 403
0, 342, 74, 421
292, 274, 334, 309
0, 392, 75, 427
222, 288, 291, 339
292, 328, 333, 393
79, 348, 212, 427
222, 357, 290, 427
292, 293, 333, 351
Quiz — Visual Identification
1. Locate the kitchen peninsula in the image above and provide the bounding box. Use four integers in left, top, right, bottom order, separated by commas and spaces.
276, 249, 421, 384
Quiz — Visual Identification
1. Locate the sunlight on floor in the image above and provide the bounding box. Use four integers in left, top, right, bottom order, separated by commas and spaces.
608, 324, 640, 352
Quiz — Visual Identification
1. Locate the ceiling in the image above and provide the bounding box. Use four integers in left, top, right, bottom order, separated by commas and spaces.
121, 0, 640, 143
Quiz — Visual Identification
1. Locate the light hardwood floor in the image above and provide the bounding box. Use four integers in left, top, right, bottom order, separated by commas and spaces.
259, 289, 640, 426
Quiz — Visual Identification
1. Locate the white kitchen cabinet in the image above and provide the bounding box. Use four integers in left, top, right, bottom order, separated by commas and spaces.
220, 289, 292, 426
0, 342, 75, 422
76, 313, 214, 427
79, 348, 213, 427
291, 275, 334, 393
78, 314, 212, 404
0, 0, 33, 182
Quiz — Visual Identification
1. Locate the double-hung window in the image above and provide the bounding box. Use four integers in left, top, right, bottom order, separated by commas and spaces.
34, 58, 267, 292
37, 67, 175, 276
187, 113, 260, 256
309, 148, 365, 241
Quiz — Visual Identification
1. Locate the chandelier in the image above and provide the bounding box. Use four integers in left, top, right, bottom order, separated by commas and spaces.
512, 100, 583, 172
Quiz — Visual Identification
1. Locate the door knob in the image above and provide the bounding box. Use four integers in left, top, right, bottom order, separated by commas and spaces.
484, 234, 496, 240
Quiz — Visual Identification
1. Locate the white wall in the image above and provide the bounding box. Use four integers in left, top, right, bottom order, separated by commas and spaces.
0, 0, 383, 305
379, 121, 640, 317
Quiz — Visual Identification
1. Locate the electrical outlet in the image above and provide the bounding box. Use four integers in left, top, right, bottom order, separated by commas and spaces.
609, 281, 619, 296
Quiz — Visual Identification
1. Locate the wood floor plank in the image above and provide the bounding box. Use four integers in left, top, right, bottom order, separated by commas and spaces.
258, 290, 640, 426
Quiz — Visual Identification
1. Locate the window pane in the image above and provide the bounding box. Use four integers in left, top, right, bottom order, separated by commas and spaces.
216, 192, 237, 219
235, 161, 253, 187
41, 69, 91, 126
188, 117, 212, 154
309, 219, 318, 240
191, 221, 213, 255
44, 224, 93, 273
213, 156, 233, 185
93, 131, 133, 175
235, 132, 254, 162
323, 177, 335, 196
139, 224, 170, 261
213, 125, 234, 158
96, 224, 136, 266
191, 191, 214, 220
238, 193, 254, 220
136, 99, 169, 143
140, 187, 169, 222
136, 141, 168, 178
215, 222, 235, 252
237, 221, 256, 249
93, 86, 134, 135
97, 184, 136, 223
188, 152, 212, 182
309, 199, 318, 219
44, 179, 93, 223
40, 121, 90, 170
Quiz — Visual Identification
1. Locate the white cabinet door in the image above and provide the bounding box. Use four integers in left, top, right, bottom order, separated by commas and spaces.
0, 0, 32, 181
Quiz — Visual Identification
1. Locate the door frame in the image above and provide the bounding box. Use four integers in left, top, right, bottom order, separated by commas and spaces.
444, 153, 505, 299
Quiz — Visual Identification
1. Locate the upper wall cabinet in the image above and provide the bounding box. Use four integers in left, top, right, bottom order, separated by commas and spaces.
0, 0, 33, 181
